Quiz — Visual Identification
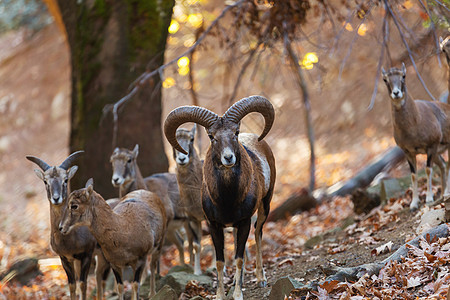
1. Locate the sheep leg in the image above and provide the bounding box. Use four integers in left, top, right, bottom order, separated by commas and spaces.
233, 219, 251, 300
255, 204, 268, 287
185, 220, 195, 267
435, 155, 447, 199
112, 267, 124, 300
406, 153, 420, 210
166, 221, 185, 265
210, 221, 225, 300
445, 147, 450, 196
189, 219, 203, 275
60, 256, 77, 300
426, 150, 436, 203
79, 252, 92, 300
95, 251, 110, 300
149, 245, 163, 298
132, 259, 145, 300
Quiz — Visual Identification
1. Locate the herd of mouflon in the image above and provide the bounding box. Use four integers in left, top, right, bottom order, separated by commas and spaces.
25, 36, 450, 300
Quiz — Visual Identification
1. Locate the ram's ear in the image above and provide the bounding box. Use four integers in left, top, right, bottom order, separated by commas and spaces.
401, 62, 406, 74
68, 166, 78, 180
85, 178, 94, 194
33, 169, 45, 181
132, 144, 139, 158
191, 124, 197, 136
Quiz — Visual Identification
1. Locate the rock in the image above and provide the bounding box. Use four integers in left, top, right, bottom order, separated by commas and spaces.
380, 178, 406, 204
269, 276, 305, 300
167, 264, 194, 274
417, 208, 445, 234
304, 234, 323, 249
190, 296, 206, 300
156, 271, 213, 296
445, 199, 450, 222
150, 285, 177, 300
0, 258, 42, 285
351, 188, 380, 214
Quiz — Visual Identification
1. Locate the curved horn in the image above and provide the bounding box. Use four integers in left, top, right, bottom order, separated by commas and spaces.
59, 150, 84, 170
164, 106, 219, 154
26, 155, 51, 171
223, 95, 275, 141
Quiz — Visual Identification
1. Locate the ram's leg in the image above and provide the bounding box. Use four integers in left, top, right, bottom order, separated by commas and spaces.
233, 219, 251, 300
406, 153, 420, 210
426, 150, 436, 203
132, 259, 145, 300
166, 220, 185, 265
185, 220, 195, 267
112, 267, 124, 300
79, 252, 93, 300
446, 147, 450, 196
435, 155, 447, 200
60, 256, 76, 300
95, 251, 110, 300
192, 220, 203, 275
209, 221, 225, 300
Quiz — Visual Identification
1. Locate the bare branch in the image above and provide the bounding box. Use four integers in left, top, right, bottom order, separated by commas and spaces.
339, 3, 375, 79
368, 8, 389, 111
385, 0, 437, 101
283, 21, 316, 192
416, 0, 442, 66
104, 0, 245, 148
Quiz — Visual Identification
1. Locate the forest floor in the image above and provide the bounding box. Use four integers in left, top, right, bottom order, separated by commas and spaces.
1, 24, 449, 299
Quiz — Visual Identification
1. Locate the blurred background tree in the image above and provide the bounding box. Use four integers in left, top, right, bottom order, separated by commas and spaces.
52, 0, 175, 196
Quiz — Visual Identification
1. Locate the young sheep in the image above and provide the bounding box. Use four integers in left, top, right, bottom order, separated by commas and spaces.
26, 152, 100, 300
382, 63, 450, 210
59, 179, 166, 300
164, 95, 276, 300
173, 125, 204, 275
110, 145, 189, 265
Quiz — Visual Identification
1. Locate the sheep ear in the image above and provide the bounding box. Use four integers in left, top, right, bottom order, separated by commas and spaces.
34, 169, 45, 181
191, 124, 197, 136
401, 62, 406, 74
381, 67, 386, 75
113, 147, 120, 154
68, 166, 78, 180
85, 178, 94, 193
133, 144, 139, 158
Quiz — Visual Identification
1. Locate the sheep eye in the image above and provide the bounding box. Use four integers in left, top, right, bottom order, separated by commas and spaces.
208, 134, 214, 140
235, 130, 239, 136
70, 204, 78, 210
64, 179, 68, 184
127, 159, 132, 163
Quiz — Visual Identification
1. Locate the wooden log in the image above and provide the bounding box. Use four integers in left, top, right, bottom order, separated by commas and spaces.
268, 147, 405, 222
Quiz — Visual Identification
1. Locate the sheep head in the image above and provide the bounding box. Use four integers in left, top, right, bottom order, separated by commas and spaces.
164, 96, 274, 168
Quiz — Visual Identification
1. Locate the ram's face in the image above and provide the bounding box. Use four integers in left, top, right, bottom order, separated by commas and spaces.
34, 166, 77, 205
207, 119, 240, 168
59, 188, 92, 235
110, 148, 136, 187
173, 129, 195, 166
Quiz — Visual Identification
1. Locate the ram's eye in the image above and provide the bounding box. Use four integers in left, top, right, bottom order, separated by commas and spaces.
70, 204, 78, 210
208, 134, 214, 140
127, 159, 132, 163
235, 130, 239, 136
64, 179, 68, 184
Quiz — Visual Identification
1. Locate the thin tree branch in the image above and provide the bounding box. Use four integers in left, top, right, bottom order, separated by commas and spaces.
385, 0, 437, 101
431, 0, 450, 12
418, 0, 441, 66
283, 21, 316, 192
103, 0, 245, 148
338, 3, 374, 79
368, 8, 389, 111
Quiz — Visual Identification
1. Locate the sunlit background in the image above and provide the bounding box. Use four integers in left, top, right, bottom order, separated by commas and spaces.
0, 0, 448, 297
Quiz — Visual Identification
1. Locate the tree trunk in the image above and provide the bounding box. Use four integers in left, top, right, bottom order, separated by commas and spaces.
56, 0, 174, 197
